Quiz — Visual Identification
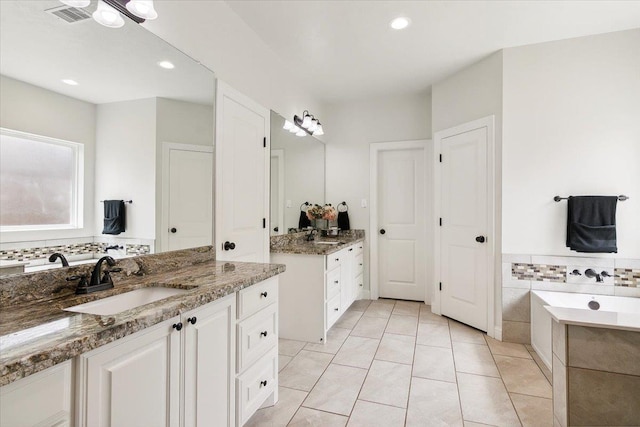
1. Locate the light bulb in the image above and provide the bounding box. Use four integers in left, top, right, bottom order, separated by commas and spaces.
313, 124, 324, 136
296, 129, 307, 137
60, 0, 90, 7
308, 119, 318, 132
290, 125, 300, 134
93, 1, 124, 28
301, 113, 312, 128
390, 17, 410, 30
126, 0, 158, 20
157, 60, 175, 69
283, 120, 293, 130
62, 79, 79, 85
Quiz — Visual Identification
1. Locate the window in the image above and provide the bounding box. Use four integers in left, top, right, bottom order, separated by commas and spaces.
0, 128, 83, 231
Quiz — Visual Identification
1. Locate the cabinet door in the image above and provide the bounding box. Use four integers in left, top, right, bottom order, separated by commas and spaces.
340, 246, 355, 312
80, 316, 181, 427
183, 294, 235, 427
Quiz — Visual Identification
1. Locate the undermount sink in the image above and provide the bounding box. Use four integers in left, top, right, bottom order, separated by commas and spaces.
313, 241, 342, 245
64, 287, 189, 316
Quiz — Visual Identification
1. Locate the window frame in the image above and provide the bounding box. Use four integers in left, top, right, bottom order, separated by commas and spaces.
0, 127, 84, 232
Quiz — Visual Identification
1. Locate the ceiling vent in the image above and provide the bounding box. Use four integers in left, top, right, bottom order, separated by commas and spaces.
46, 5, 92, 24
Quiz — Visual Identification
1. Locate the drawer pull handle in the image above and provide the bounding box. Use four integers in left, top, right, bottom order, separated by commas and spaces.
348, 248, 353, 251
260, 380, 268, 387
334, 280, 339, 284
260, 331, 268, 337
335, 258, 339, 262
260, 291, 268, 298
359, 263, 363, 266
172, 322, 183, 331
187, 317, 197, 325
334, 308, 339, 311
359, 283, 363, 287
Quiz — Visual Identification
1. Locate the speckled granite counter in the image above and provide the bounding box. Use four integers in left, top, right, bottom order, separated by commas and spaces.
0, 246, 284, 386
270, 230, 365, 255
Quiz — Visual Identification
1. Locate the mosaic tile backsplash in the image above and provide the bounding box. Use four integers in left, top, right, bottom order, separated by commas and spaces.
615, 268, 640, 287
511, 262, 640, 287
0, 242, 151, 261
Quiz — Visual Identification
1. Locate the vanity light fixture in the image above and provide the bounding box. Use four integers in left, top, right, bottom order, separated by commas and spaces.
59, 0, 157, 27
157, 60, 175, 70
390, 17, 410, 30
126, 0, 158, 20
62, 79, 79, 86
92, 1, 125, 28
60, 0, 91, 7
292, 110, 324, 137
283, 120, 294, 131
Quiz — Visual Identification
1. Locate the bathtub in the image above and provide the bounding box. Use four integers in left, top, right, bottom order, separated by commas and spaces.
530, 290, 640, 370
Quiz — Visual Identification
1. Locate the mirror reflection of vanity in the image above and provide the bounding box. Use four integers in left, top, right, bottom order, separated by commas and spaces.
0, 0, 215, 274
269, 110, 325, 235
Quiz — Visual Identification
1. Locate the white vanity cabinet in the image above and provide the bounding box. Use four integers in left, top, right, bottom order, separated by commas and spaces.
76, 294, 235, 427
275, 241, 365, 343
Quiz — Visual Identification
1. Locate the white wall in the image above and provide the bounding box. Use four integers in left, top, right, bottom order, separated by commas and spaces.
503, 29, 640, 258
95, 98, 157, 240
0, 75, 96, 243
325, 92, 432, 295
144, 1, 326, 125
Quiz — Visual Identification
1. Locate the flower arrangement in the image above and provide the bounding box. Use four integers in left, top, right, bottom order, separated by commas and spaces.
306, 204, 337, 221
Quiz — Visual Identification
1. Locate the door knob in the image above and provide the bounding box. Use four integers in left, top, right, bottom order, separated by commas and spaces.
170, 227, 177, 233
223, 241, 236, 251
379, 229, 386, 235
475, 235, 486, 243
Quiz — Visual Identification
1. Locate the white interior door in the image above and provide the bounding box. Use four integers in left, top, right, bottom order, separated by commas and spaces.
270, 149, 284, 236
163, 145, 213, 252
373, 141, 427, 301
440, 126, 489, 331
215, 81, 269, 263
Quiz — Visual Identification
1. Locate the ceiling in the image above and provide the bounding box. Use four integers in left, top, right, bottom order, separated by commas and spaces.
225, 0, 640, 103
0, 0, 214, 105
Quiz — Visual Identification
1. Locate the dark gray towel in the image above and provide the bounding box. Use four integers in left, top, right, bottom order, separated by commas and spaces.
298, 210, 311, 229
102, 200, 126, 235
337, 211, 350, 230
566, 196, 617, 253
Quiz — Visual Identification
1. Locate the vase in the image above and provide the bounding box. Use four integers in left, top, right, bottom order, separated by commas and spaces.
313, 219, 328, 230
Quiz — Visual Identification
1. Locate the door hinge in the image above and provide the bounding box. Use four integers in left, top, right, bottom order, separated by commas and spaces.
262, 218, 266, 229
439, 218, 442, 226
263, 137, 266, 148
439, 282, 442, 291
439, 154, 442, 163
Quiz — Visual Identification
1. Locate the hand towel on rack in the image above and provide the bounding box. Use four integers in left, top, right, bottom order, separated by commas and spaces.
102, 200, 126, 235
337, 210, 350, 230
298, 210, 311, 229
566, 196, 617, 253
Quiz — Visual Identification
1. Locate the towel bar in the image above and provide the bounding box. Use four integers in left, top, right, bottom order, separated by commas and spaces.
553, 195, 628, 202
100, 200, 133, 204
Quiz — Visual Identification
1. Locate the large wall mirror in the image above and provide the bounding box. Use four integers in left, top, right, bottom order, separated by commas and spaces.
0, 0, 215, 273
270, 111, 325, 235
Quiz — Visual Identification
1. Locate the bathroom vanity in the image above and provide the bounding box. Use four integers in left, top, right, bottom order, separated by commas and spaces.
0, 247, 284, 427
271, 231, 365, 343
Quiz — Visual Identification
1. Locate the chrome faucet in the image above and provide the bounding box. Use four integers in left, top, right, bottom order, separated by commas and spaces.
49, 253, 69, 267
68, 256, 121, 294
306, 229, 318, 241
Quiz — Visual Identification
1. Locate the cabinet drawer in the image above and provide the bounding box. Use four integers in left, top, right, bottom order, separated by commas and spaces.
354, 242, 364, 256
238, 277, 278, 319
236, 349, 277, 426
326, 293, 341, 329
354, 273, 364, 293
354, 253, 364, 276
326, 267, 341, 300
326, 248, 346, 271
237, 303, 278, 373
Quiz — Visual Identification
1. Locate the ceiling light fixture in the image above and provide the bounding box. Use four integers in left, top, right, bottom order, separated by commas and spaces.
92, 1, 125, 28
60, 0, 91, 7
157, 60, 175, 69
390, 17, 410, 30
293, 110, 324, 137
126, 0, 158, 20
62, 79, 79, 86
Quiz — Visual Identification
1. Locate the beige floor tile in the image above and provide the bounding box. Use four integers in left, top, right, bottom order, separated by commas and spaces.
416, 322, 451, 348
375, 333, 416, 365
494, 355, 552, 399
334, 310, 363, 330
392, 301, 420, 317
413, 344, 456, 383
377, 298, 397, 305
510, 393, 553, 427
485, 336, 532, 359
419, 305, 449, 324
245, 386, 307, 427
385, 314, 418, 336
457, 372, 521, 426
288, 407, 348, 427
332, 336, 380, 369
350, 315, 388, 339
363, 301, 394, 319
349, 299, 372, 312
449, 320, 487, 345
279, 355, 293, 372
406, 377, 463, 426
359, 360, 412, 408
279, 350, 334, 391
347, 400, 406, 427
464, 422, 497, 427
452, 341, 500, 377
304, 327, 350, 354
302, 364, 367, 416
279, 338, 307, 356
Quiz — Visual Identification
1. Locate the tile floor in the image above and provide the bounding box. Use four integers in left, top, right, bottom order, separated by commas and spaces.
247, 299, 553, 427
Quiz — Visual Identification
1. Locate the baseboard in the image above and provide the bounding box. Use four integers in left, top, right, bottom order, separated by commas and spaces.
358, 289, 371, 300
494, 326, 503, 341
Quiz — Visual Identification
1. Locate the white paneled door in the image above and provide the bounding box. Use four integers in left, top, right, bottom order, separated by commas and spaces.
215, 81, 270, 263
439, 124, 491, 332
372, 141, 428, 301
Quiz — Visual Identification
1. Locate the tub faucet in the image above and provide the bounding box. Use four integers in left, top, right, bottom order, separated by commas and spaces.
584, 268, 603, 283
48, 253, 69, 267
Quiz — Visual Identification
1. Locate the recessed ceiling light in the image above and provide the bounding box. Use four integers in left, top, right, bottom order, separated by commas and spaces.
390, 17, 410, 30
157, 60, 175, 70
62, 79, 78, 86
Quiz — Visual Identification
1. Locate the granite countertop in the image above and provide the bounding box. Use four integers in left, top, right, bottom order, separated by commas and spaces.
0, 247, 284, 386
270, 230, 365, 256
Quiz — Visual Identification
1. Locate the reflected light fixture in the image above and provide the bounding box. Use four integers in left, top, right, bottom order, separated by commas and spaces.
60, 0, 90, 7
292, 110, 324, 137
62, 79, 79, 86
92, 1, 125, 28
157, 60, 175, 69
126, 0, 158, 20
390, 17, 410, 30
